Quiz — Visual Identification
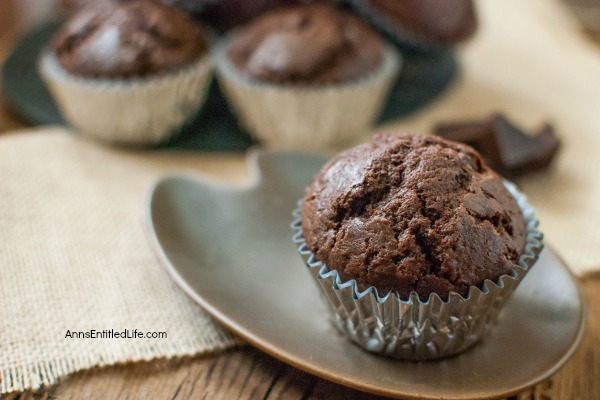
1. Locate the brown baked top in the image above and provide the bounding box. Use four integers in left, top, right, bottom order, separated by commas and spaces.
365, 0, 476, 44
52, 0, 208, 78
226, 3, 385, 85
301, 133, 527, 300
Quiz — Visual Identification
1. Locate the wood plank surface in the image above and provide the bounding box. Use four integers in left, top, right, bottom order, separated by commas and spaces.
1, 276, 597, 400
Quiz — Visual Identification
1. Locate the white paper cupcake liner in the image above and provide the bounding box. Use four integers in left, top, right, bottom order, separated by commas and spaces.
39, 51, 213, 146
214, 39, 401, 150
292, 181, 543, 360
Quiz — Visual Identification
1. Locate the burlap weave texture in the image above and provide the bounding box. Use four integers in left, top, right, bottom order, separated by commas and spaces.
0, 131, 246, 393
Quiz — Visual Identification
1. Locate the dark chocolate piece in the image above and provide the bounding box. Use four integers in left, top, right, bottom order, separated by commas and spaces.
434, 114, 560, 177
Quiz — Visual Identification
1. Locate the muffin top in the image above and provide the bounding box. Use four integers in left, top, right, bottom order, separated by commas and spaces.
52, 0, 208, 78
364, 0, 476, 45
226, 3, 385, 84
301, 133, 527, 301
59, 0, 206, 16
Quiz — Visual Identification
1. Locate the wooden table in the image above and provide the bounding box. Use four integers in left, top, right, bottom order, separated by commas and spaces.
1, 2, 599, 399
1, 279, 598, 400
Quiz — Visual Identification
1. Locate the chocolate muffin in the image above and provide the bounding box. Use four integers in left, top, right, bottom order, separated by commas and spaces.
301, 133, 527, 300
226, 3, 385, 85
40, 0, 214, 145
214, 3, 399, 149
59, 0, 207, 17
52, 0, 208, 78
349, 0, 477, 47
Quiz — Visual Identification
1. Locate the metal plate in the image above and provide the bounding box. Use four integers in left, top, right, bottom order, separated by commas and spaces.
147, 150, 586, 400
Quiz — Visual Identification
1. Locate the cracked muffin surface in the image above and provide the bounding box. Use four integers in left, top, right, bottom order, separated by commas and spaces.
52, 0, 208, 78
226, 3, 384, 85
301, 133, 527, 300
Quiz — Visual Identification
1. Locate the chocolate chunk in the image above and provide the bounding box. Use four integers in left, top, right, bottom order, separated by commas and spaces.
434, 114, 560, 177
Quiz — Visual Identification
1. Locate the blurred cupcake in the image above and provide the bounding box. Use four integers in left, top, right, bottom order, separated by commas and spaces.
40, 0, 213, 145
214, 3, 400, 150
347, 0, 477, 50
292, 133, 543, 360
199, 0, 337, 33
58, 0, 98, 14
59, 0, 208, 22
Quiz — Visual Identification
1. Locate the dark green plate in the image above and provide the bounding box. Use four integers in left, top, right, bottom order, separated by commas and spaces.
1, 21, 457, 151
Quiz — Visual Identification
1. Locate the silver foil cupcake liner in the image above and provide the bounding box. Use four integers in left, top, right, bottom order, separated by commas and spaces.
291, 181, 543, 360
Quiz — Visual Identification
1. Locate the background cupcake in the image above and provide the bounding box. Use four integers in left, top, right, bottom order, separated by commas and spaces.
346, 0, 477, 50
193, 0, 346, 33
214, 3, 400, 150
293, 133, 543, 360
40, 0, 213, 145
60, 0, 209, 18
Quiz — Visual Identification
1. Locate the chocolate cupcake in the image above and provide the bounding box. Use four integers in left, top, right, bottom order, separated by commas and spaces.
40, 0, 213, 145
59, 0, 208, 17
347, 0, 477, 49
292, 133, 543, 360
214, 3, 400, 149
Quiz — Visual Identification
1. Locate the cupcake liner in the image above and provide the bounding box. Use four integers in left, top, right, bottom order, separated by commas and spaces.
214, 39, 401, 150
291, 181, 543, 360
39, 51, 213, 146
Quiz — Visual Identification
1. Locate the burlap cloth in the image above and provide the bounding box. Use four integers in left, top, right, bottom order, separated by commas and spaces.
1, 0, 599, 394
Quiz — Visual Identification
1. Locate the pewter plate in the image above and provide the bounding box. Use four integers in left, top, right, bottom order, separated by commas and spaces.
147, 150, 586, 400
